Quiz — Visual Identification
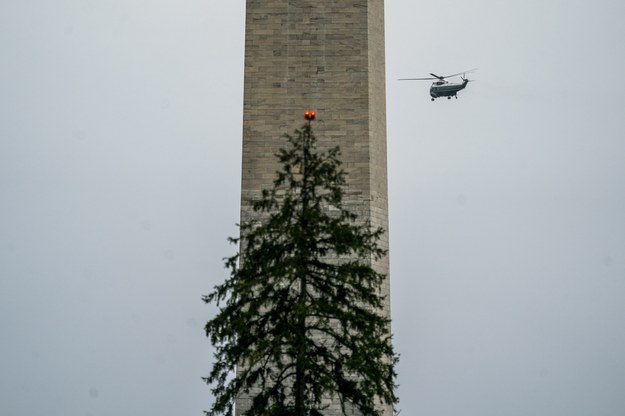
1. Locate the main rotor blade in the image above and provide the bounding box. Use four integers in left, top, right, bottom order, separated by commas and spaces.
440, 68, 477, 79
398, 77, 437, 81
399, 68, 477, 81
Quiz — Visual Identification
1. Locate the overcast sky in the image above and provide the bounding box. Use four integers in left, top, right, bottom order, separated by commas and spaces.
2, 1, 625, 415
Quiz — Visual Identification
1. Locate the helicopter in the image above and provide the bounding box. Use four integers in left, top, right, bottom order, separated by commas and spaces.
399, 69, 476, 101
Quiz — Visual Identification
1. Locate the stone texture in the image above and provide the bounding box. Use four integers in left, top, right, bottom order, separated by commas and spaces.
238, 1, 390, 415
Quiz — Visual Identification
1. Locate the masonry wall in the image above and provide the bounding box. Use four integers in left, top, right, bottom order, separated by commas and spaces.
238, 1, 390, 415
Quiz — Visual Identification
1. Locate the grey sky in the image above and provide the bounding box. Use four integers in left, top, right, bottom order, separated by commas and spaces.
1, 1, 624, 415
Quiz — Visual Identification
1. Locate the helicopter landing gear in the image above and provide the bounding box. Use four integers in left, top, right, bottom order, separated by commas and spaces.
431, 97, 435, 101
448, 96, 451, 99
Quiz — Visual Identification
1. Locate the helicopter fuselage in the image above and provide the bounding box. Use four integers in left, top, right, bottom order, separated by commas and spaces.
430, 79, 469, 100
398, 69, 475, 101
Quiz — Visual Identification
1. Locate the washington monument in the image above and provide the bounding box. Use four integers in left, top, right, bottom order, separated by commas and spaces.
238, 1, 391, 415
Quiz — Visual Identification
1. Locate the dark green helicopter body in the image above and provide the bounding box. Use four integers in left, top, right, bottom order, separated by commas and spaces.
400, 69, 476, 101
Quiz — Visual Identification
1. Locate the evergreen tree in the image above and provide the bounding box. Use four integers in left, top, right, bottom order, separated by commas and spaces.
204, 120, 398, 416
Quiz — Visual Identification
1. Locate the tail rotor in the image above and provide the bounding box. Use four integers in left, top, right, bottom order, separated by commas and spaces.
461, 73, 475, 83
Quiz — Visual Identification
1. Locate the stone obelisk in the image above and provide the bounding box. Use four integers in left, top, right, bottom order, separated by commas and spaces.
238, 1, 390, 415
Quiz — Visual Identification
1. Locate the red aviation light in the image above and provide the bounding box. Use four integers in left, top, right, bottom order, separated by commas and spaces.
304, 111, 316, 120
